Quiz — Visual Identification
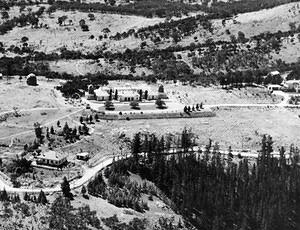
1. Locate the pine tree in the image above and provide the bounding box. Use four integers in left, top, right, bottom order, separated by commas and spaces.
81, 185, 87, 196
132, 133, 142, 164
0, 189, 8, 201
37, 190, 48, 204
94, 113, 99, 121
50, 126, 55, 134
114, 89, 118, 100
63, 122, 70, 135
23, 192, 29, 201
61, 177, 72, 199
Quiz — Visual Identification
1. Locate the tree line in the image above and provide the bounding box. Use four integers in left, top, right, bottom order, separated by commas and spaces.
47, 0, 202, 18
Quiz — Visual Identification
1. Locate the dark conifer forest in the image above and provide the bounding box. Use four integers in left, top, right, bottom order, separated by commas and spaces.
89, 131, 300, 230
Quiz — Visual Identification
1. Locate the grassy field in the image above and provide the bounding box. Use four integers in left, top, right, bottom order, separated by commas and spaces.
1, 9, 165, 54
0, 76, 82, 152
89, 107, 300, 150
0, 77, 66, 111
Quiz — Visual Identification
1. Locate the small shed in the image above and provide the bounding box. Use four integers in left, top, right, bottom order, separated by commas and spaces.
76, 152, 90, 161
267, 84, 282, 91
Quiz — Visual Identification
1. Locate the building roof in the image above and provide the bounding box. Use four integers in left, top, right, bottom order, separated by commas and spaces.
268, 84, 282, 87
94, 88, 109, 97
269, 71, 280, 76
76, 152, 89, 157
285, 80, 300, 84
37, 150, 66, 161
118, 91, 139, 97
27, 73, 36, 77
147, 89, 159, 95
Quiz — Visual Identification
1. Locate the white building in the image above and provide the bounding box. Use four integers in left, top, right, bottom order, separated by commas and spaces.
94, 88, 110, 101
146, 90, 160, 100
268, 71, 281, 77
76, 152, 90, 161
36, 150, 67, 167
267, 84, 282, 91
118, 91, 139, 102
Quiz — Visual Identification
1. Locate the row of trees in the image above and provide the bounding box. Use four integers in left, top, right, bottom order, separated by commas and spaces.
111, 14, 213, 43
217, 69, 284, 87
0, 189, 47, 205
47, 0, 202, 18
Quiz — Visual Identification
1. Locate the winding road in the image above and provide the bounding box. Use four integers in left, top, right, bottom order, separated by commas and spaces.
0, 156, 115, 194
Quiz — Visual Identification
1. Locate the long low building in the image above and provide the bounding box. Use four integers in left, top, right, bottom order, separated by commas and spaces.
88, 86, 167, 102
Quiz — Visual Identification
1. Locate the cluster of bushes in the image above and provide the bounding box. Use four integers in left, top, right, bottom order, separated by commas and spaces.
289, 95, 300, 105
0, 190, 20, 202
183, 103, 203, 113
23, 190, 48, 204
217, 67, 288, 88
0, 189, 47, 206
6, 158, 33, 176
48, 196, 101, 229
88, 167, 149, 213
102, 215, 147, 230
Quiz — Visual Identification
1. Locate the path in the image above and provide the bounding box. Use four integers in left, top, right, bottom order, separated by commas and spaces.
0, 156, 114, 194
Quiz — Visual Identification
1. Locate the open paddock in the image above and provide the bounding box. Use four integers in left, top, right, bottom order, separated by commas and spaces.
91, 107, 300, 150
0, 76, 66, 111
164, 84, 283, 105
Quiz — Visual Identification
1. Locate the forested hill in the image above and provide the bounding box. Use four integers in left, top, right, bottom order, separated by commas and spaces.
90, 131, 300, 230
